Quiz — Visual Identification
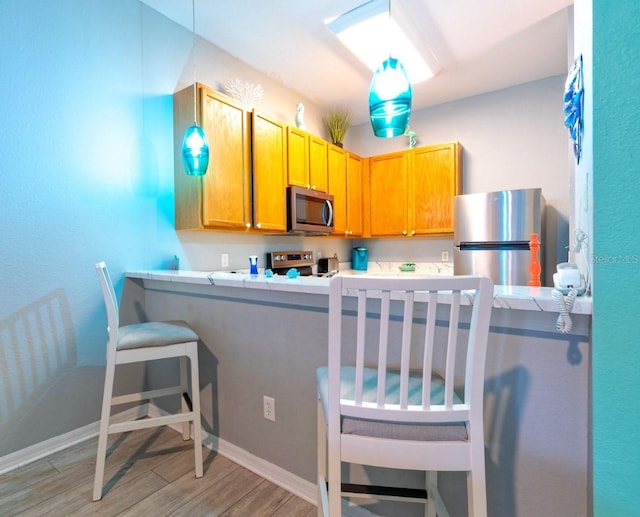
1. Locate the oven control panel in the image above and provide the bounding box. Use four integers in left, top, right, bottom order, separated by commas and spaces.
266, 250, 314, 270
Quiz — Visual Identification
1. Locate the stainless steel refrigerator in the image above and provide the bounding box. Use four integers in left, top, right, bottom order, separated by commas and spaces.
454, 188, 545, 286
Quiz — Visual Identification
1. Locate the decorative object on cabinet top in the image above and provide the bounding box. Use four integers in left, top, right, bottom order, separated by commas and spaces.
224, 78, 264, 109
295, 102, 305, 129
323, 109, 351, 147
404, 127, 418, 148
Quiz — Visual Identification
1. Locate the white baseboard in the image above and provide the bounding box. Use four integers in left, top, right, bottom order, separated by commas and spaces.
0, 405, 148, 476
146, 404, 317, 505
0, 404, 316, 508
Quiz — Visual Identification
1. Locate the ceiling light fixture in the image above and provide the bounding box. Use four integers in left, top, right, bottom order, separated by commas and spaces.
327, 0, 437, 138
181, 0, 209, 176
326, 0, 436, 84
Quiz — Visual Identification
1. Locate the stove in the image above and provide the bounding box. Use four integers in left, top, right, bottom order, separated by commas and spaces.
266, 250, 314, 276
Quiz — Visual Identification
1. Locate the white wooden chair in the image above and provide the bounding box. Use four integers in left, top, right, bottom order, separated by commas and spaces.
93, 262, 203, 501
317, 274, 493, 516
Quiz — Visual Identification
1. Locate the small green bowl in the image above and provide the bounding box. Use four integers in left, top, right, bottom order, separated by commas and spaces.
399, 262, 416, 272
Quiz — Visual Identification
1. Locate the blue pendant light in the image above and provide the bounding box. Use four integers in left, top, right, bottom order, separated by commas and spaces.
181, 0, 209, 176
368, 56, 412, 137
182, 123, 209, 176
368, 0, 412, 138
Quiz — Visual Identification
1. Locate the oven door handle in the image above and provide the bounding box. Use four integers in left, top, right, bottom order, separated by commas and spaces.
322, 199, 333, 227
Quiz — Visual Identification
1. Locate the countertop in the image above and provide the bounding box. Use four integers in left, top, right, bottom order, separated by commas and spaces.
126, 268, 592, 315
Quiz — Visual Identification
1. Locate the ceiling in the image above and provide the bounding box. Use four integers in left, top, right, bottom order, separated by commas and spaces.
141, 0, 573, 125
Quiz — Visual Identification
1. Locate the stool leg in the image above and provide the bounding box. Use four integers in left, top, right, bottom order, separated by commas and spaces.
189, 343, 204, 478
426, 471, 437, 517
93, 353, 116, 501
467, 467, 487, 517
180, 356, 190, 440
467, 432, 487, 517
317, 398, 328, 517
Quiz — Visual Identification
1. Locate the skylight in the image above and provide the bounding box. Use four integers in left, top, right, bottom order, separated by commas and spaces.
326, 0, 438, 84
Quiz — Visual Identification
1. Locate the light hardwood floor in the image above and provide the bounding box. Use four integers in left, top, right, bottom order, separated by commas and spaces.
0, 426, 316, 516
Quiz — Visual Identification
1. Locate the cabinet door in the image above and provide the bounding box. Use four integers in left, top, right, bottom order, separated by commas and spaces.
201, 88, 251, 229
328, 144, 348, 235
369, 152, 408, 236
309, 135, 328, 192
252, 111, 287, 232
411, 143, 461, 235
346, 153, 363, 236
287, 126, 309, 188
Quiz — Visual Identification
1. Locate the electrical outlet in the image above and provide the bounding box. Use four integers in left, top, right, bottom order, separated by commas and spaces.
441, 251, 449, 262
263, 395, 275, 422
221, 253, 229, 268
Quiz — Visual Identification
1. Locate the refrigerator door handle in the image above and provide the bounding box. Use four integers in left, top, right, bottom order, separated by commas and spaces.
458, 241, 531, 251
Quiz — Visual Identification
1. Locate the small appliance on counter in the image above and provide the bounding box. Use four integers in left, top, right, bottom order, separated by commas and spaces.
318, 253, 339, 276
352, 246, 368, 271
266, 250, 314, 276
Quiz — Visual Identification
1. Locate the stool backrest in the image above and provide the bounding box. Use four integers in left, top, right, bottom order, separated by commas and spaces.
95, 262, 119, 355
327, 274, 493, 427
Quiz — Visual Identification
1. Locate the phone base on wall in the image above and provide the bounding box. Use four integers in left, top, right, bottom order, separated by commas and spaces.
553, 263, 587, 296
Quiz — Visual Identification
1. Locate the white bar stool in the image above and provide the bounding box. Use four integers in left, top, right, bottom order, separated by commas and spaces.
317, 274, 493, 516
92, 262, 203, 501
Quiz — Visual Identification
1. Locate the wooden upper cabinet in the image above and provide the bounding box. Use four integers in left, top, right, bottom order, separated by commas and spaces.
287, 127, 328, 192
329, 145, 363, 236
252, 111, 287, 232
201, 87, 251, 229
173, 83, 251, 230
328, 145, 348, 235
368, 142, 461, 237
346, 153, 363, 236
308, 135, 328, 192
369, 151, 409, 236
173, 82, 460, 238
287, 126, 308, 189
411, 143, 461, 234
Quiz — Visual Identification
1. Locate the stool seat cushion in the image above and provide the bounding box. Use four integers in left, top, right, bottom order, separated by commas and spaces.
117, 321, 198, 351
317, 366, 468, 442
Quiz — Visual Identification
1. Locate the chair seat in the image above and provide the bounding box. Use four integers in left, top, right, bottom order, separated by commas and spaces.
317, 366, 468, 442
117, 320, 199, 351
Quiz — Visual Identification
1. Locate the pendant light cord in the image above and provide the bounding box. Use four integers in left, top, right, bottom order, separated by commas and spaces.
388, 0, 392, 59
192, 0, 197, 124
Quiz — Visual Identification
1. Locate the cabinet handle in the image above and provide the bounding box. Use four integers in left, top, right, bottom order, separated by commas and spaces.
306, 184, 311, 189
411, 230, 416, 236
402, 230, 408, 235
311, 185, 316, 190
256, 223, 262, 229
245, 222, 251, 228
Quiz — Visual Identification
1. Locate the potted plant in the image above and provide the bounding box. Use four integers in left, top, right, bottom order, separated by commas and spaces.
324, 109, 351, 147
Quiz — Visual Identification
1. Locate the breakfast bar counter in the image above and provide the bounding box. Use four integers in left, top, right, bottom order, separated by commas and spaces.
126, 269, 592, 315
121, 269, 591, 517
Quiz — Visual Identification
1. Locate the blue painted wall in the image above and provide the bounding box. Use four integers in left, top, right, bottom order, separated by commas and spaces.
592, 0, 640, 514
0, 0, 190, 454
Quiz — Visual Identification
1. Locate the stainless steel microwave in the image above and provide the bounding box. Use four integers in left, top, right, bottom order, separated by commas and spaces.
287, 186, 334, 235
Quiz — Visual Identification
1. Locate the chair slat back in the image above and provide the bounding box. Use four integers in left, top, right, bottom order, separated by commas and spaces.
95, 262, 120, 355
328, 275, 493, 426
